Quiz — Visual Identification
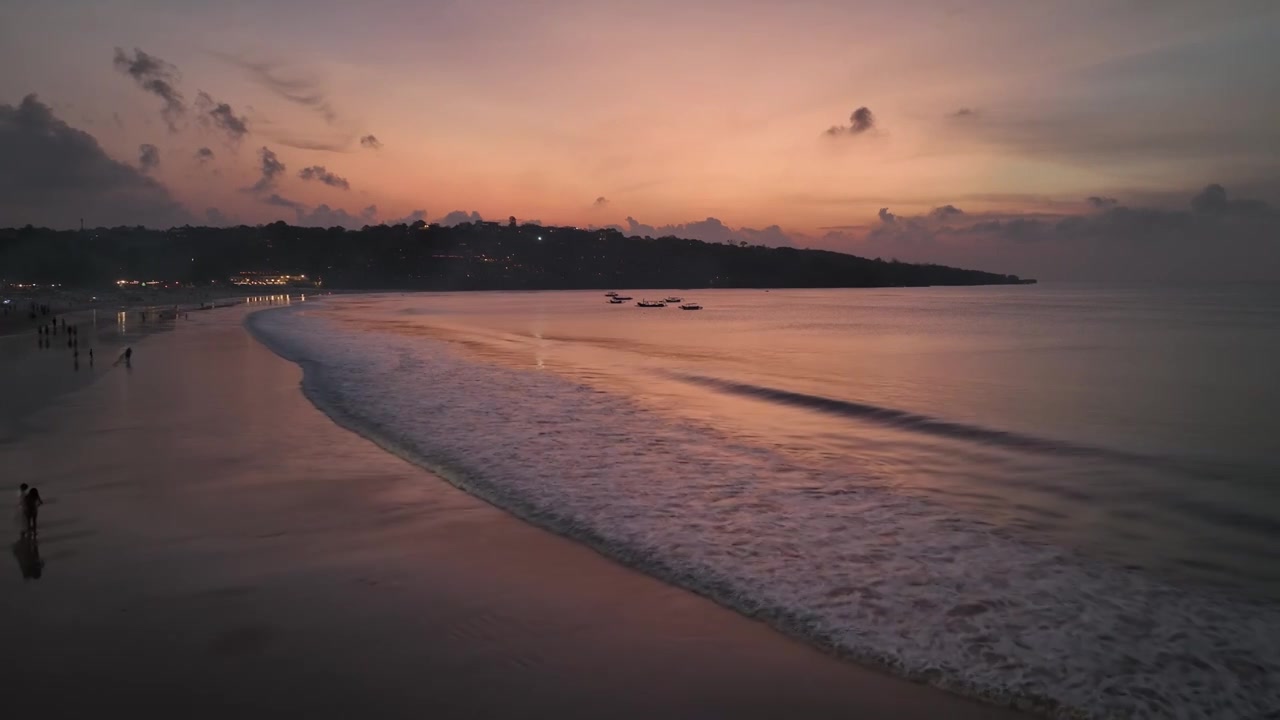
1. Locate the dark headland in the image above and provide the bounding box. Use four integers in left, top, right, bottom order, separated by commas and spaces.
0, 220, 1034, 290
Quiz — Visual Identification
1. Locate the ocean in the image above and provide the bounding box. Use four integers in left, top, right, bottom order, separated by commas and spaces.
249, 285, 1280, 718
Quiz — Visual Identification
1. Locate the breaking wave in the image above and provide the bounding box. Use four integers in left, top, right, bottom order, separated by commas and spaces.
249, 304, 1280, 719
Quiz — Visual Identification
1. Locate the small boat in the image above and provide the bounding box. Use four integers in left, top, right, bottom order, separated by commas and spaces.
636, 300, 666, 307
664, 296, 683, 303
605, 291, 618, 297
608, 297, 625, 304
614, 295, 633, 301
679, 303, 702, 311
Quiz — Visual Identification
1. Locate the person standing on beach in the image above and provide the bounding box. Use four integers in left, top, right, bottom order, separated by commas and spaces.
21, 487, 43, 536
89, 348, 94, 366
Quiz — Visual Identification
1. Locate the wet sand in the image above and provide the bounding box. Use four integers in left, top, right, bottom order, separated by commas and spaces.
0, 303, 1027, 718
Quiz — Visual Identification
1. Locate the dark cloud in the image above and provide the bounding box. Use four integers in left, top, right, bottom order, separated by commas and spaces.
825, 107, 876, 137
258, 193, 378, 228
949, 107, 978, 119
274, 136, 354, 153
621, 216, 794, 247
1190, 184, 1229, 214
138, 144, 160, 173
195, 147, 215, 163
0, 94, 188, 228
852, 184, 1279, 281
295, 202, 377, 228
195, 92, 249, 141
851, 107, 875, 133
112, 48, 185, 132
439, 210, 485, 226
298, 165, 350, 190
249, 147, 286, 194
263, 194, 306, 213
930, 204, 964, 219
386, 209, 428, 225
878, 208, 896, 223
1189, 183, 1272, 216
1086, 196, 1118, 209
205, 207, 228, 225
360, 134, 382, 150
593, 196, 609, 208
222, 56, 338, 124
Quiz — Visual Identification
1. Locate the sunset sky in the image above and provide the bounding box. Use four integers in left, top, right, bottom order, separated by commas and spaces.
2, 0, 1278, 279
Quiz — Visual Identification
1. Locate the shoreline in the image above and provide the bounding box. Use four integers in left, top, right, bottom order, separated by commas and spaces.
1, 302, 1026, 718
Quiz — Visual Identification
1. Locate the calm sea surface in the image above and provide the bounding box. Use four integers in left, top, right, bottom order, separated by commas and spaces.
252, 284, 1280, 718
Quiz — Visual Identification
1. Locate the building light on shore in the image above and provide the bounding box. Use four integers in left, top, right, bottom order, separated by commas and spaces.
229, 271, 314, 287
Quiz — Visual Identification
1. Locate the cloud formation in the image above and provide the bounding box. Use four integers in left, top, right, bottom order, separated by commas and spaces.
846, 184, 1280, 282
1086, 196, 1118, 209
264, 193, 305, 210
295, 203, 377, 227
930, 204, 964, 219
112, 48, 185, 132
0, 94, 188, 228
386, 209, 428, 225
265, 199, 377, 228
949, 107, 978, 119
224, 56, 337, 123
878, 208, 896, 223
825, 107, 876, 137
439, 210, 484, 226
360, 134, 382, 150
274, 136, 355, 153
195, 147, 215, 163
298, 165, 350, 190
593, 196, 609, 208
195, 92, 249, 141
618, 216, 793, 247
248, 147, 286, 194
138, 143, 160, 173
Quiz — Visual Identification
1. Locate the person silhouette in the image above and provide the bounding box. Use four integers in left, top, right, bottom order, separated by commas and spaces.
21, 487, 42, 536
14, 484, 27, 531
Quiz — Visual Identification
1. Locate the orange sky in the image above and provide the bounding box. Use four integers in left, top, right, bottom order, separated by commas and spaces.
2, 1, 1279, 279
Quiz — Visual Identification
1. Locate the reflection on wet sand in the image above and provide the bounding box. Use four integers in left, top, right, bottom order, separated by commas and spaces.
12, 535, 43, 580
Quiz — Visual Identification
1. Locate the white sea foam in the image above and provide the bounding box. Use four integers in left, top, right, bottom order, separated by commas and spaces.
250, 305, 1280, 719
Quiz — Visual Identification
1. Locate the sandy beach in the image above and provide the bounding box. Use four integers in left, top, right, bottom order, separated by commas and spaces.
0, 302, 1027, 719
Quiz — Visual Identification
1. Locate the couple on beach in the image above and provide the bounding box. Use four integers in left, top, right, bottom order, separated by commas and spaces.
15, 484, 42, 536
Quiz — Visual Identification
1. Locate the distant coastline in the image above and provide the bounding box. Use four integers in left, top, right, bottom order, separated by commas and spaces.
0, 221, 1034, 292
